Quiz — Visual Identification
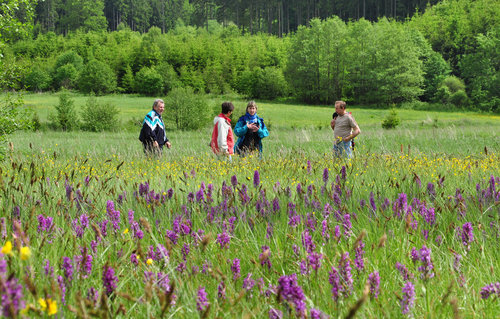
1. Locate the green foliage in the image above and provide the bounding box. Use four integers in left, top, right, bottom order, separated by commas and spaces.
287, 17, 424, 105
449, 90, 469, 107
53, 51, 83, 89
50, 91, 79, 131
164, 87, 210, 130
53, 64, 78, 89
381, 108, 401, 129
0, 0, 37, 45
54, 50, 83, 70
238, 67, 288, 100
421, 51, 451, 102
31, 110, 41, 131
24, 67, 52, 91
0, 0, 36, 158
156, 62, 182, 94
78, 59, 117, 94
80, 95, 119, 132
441, 76, 465, 94
459, 26, 500, 112
411, 0, 500, 72
0, 93, 32, 158
435, 76, 469, 107
179, 66, 204, 92
134, 67, 163, 96
120, 64, 135, 93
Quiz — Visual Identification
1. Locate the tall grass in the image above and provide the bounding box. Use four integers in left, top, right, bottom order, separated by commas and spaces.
1, 93, 499, 318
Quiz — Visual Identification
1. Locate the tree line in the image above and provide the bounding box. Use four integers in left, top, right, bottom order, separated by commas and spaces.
31, 0, 442, 37
2, 0, 499, 112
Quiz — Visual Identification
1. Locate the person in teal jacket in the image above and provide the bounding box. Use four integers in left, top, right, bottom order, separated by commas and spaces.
234, 101, 269, 157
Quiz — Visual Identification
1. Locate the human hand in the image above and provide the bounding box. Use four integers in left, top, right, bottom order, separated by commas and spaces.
153, 141, 159, 148
166, 141, 172, 149
330, 119, 336, 130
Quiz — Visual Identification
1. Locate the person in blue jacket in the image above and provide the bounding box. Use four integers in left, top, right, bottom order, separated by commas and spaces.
234, 101, 269, 157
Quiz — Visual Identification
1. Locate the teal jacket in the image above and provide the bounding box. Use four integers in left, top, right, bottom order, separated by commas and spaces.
233, 115, 269, 155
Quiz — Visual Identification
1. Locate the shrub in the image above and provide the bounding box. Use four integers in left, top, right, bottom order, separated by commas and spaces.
53, 64, 79, 89
78, 60, 117, 94
54, 50, 83, 70
31, 111, 41, 131
156, 63, 182, 94
254, 67, 288, 100
179, 66, 205, 93
53, 51, 83, 89
441, 76, 465, 93
81, 95, 119, 132
120, 64, 135, 93
164, 87, 211, 130
50, 91, 79, 131
381, 108, 401, 129
434, 76, 469, 106
135, 67, 163, 96
24, 67, 52, 91
237, 67, 288, 99
449, 90, 468, 107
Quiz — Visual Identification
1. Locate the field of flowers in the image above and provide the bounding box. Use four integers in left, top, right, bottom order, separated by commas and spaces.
0, 146, 499, 318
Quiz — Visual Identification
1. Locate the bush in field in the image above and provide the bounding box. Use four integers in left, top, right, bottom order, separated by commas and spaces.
449, 90, 469, 107
53, 64, 79, 89
382, 108, 401, 129
237, 67, 288, 99
53, 51, 83, 89
50, 91, 79, 131
54, 50, 83, 70
78, 60, 117, 94
254, 67, 288, 99
31, 111, 41, 131
81, 95, 119, 132
24, 67, 52, 91
435, 76, 469, 106
164, 87, 210, 130
134, 67, 163, 96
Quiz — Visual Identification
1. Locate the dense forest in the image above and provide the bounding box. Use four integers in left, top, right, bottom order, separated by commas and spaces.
31, 0, 442, 36
1, 0, 500, 111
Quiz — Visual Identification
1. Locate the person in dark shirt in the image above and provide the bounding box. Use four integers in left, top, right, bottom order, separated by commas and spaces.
234, 101, 269, 157
139, 99, 171, 155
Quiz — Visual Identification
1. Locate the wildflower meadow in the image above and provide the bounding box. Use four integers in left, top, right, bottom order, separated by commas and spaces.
1, 131, 499, 318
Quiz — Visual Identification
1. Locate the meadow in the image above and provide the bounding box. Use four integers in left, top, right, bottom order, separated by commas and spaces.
0, 93, 499, 318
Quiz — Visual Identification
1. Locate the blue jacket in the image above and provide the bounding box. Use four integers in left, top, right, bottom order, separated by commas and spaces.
139, 110, 168, 149
233, 115, 269, 155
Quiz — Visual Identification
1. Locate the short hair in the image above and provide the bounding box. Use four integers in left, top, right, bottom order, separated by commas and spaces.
152, 99, 164, 109
246, 100, 257, 111
335, 100, 346, 109
221, 101, 234, 114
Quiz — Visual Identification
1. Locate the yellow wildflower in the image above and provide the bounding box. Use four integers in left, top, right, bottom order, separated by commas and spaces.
39, 298, 57, 315
20, 246, 31, 260
47, 299, 57, 315
146, 258, 153, 265
123, 228, 129, 235
1, 241, 12, 255
38, 298, 47, 311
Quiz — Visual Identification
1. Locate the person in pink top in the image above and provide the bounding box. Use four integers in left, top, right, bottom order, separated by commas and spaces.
211, 101, 235, 160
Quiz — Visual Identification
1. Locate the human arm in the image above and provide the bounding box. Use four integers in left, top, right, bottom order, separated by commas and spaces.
330, 119, 336, 131
343, 125, 360, 142
233, 120, 249, 137
257, 118, 269, 139
217, 120, 230, 154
